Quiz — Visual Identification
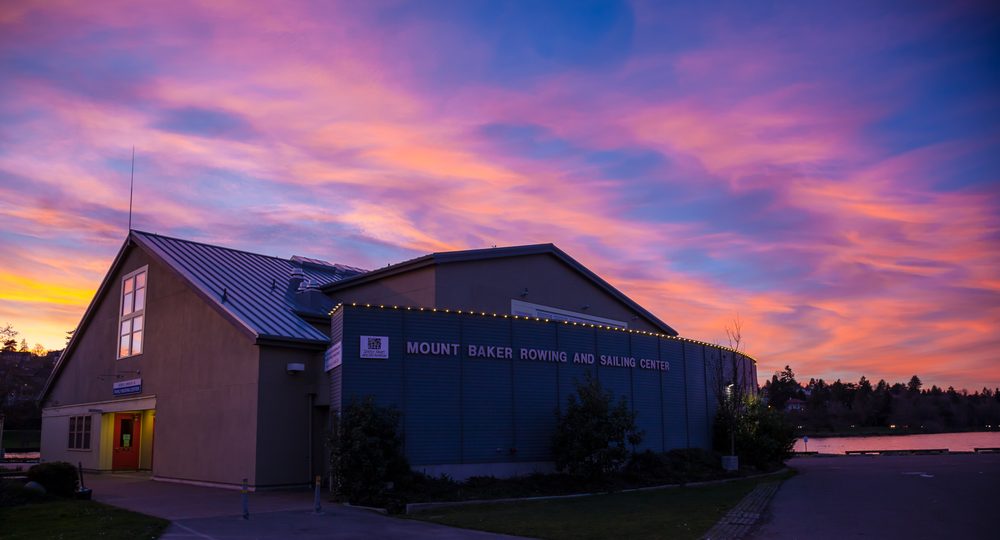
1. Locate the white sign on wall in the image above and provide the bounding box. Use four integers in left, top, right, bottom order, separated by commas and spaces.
325, 341, 343, 371
113, 378, 142, 396
360, 335, 389, 359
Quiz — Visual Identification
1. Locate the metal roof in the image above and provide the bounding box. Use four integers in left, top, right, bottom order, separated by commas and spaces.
133, 230, 364, 344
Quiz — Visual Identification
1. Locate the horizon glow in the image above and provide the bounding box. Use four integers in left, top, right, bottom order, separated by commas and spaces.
1, 1, 997, 390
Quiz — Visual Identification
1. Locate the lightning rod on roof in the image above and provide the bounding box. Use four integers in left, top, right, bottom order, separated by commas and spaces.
128, 146, 135, 231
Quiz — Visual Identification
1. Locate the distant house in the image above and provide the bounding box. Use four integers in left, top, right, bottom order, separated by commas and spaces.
785, 398, 806, 412
40, 230, 758, 489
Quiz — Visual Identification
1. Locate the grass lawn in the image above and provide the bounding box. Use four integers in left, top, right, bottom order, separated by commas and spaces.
0, 500, 169, 540
411, 470, 793, 540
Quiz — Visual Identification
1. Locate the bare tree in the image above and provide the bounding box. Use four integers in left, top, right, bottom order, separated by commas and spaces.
714, 314, 748, 459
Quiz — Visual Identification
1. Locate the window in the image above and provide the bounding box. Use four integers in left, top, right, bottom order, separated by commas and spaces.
118, 267, 147, 358
68, 415, 92, 450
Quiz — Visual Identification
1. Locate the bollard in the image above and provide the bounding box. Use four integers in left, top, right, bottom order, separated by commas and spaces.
242, 478, 249, 520
313, 475, 322, 514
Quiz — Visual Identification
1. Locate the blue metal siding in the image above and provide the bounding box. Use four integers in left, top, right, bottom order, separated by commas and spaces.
401, 311, 462, 465
336, 306, 756, 466
555, 325, 597, 410
704, 347, 721, 448
661, 339, 688, 449
594, 330, 631, 411
511, 321, 559, 462
630, 334, 663, 452
460, 317, 514, 463
684, 342, 709, 449
341, 309, 404, 410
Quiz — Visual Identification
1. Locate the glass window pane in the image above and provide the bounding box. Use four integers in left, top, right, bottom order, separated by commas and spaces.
133, 315, 143, 331
68, 430, 74, 448
132, 331, 143, 354
124, 277, 134, 293
122, 293, 134, 315
121, 319, 132, 336
120, 335, 131, 357
70, 417, 77, 432
136, 271, 146, 288
134, 288, 145, 311
84, 416, 92, 431
76, 432, 83, 449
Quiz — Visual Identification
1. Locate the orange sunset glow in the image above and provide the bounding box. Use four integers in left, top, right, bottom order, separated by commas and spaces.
1, 1, 997, 390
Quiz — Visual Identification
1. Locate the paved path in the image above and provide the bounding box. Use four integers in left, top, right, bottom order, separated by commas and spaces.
84, 473, 527, 539
752, 454, 1000, 540
703, 481, 780, 539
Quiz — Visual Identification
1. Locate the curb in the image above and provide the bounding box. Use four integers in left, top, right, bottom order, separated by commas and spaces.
702, 480, 783, 539
405, 467, 790, 515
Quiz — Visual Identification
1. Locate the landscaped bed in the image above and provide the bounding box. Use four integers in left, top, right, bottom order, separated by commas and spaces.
409, 470, 794, 540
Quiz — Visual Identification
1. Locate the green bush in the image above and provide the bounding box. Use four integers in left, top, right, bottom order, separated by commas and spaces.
0, 478, 47, 507
623, 448, 725, 484
714, 397, 795, 470
329, 397, 411, 508
553, 373, 643, 479
26, 462, 79, 498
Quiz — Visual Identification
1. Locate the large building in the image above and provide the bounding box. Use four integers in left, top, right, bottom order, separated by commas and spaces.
39, 231, 757, 489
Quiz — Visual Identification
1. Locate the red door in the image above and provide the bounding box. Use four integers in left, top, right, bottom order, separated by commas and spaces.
112, 413, 141, 470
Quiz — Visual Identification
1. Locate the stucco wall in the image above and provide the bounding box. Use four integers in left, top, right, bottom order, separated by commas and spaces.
330, 266, 435, 307
255, 346, 323, 487
434, 254, 663, 333
41, 243, 261, 486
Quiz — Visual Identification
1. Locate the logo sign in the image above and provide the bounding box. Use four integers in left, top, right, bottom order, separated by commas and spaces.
325, 341, 343, 371
113, 378, 142, 396
360, 335, 389, 359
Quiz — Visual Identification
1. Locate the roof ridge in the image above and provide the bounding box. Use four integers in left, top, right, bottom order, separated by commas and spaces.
131, 229, 320, 267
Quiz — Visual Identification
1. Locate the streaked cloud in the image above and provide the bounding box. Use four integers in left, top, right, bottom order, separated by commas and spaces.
0, 0, 997, 390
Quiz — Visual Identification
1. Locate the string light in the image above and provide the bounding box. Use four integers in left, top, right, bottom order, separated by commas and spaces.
339, 302, 757, 363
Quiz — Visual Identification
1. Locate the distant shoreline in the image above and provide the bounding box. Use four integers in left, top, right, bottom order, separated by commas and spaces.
798, 429, 998, 439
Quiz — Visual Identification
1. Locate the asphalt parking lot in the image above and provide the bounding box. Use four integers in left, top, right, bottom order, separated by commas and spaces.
752, 453, 1000, 539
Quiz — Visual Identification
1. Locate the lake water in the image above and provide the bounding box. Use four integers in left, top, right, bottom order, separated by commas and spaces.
794, 431, 1000, 454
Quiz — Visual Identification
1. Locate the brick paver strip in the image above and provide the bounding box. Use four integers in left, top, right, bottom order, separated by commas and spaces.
702, 481, 780, 540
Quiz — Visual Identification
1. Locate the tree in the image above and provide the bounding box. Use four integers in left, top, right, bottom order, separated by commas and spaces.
553, 372, 643, 478
32, 343, 47, 357
714, 315, 752, 458
18, 339, 29, 352
908, 375, 923, 396
0, 323, 16, 342
328, 397, 410, 506
2, 339, 16, 352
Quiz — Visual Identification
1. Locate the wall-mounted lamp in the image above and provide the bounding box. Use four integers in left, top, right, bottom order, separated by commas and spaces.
286, 363, 305, 375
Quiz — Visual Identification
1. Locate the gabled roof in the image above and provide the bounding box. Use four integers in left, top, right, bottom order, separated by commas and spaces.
40, 231, 363, 402
322, 243, 679, 336
131, 230, 363, 343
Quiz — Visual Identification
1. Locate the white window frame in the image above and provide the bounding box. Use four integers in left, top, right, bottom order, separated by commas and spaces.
118, 266, 148, 359
68, 415, 92, 450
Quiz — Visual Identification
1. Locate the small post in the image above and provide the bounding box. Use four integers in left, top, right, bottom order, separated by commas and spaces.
241, 478, 249, 520
313, 475, 322, 514
804, 435, 809, 453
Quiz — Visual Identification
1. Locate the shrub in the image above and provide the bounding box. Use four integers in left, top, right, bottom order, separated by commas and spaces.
26, 462, 78, 497
553, 372, 643, 479
0, 478, 47, 507
329, 397, 411, 507
714, 397, 795, 470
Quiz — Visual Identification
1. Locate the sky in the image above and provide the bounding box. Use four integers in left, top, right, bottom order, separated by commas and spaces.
1, 0, 998, 391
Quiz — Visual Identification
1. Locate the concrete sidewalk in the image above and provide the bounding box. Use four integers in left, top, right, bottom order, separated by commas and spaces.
84, 472, 527, 539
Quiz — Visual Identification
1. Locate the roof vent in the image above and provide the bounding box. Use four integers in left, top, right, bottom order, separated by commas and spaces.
287, 267, 307, 297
